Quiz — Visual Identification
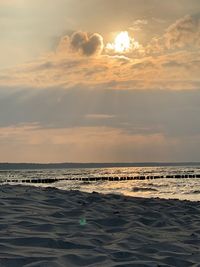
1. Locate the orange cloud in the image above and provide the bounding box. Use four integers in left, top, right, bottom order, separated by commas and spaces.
1, 15, 200, 91
0, 124, 179, 162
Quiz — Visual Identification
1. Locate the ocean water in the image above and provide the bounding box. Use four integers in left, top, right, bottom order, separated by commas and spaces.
1, 166, 200, 201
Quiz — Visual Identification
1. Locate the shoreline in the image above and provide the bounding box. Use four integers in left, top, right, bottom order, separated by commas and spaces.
0, 184, 200, 266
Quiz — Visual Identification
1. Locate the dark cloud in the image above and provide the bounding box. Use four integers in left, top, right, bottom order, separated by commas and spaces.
70, 31, 87, 50
70, 31, 104, 56
1, 86, 200, 138
2, 86, 200, 161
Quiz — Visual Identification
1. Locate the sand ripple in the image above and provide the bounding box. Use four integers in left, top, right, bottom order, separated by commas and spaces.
0, 185, 200, 267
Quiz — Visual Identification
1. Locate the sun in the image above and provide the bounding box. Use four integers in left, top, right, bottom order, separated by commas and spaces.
106, 31, 141, 54
106, 31, 131, 53
114, 31, 131, 53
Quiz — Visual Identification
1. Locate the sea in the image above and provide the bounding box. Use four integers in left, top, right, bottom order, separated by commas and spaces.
1, 165, 200, 202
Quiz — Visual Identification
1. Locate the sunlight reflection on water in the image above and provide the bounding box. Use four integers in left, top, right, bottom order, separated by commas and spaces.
1, 166, 200, 201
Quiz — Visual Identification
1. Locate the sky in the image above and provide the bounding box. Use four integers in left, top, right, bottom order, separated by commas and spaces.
0, 0, 200, 163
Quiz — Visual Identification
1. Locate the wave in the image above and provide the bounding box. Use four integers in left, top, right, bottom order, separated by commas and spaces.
132, 187, 158, 192
185, 190, 200, 194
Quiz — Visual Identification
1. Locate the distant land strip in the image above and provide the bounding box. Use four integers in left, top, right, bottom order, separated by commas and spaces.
0, 162, 200, 170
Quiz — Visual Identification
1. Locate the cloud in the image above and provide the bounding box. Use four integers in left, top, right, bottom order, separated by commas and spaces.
148, 14, 200, 53
1, 49, 200, 91
1, 86, 200, 138
56, 35, 70, 56
129, 19, 148, 31
1, 14, 200, 91
0, 124, 170, 162
70, 31, 104, 56
1, 84, 200, 162
165, 14, 200, 49
85, 114, 115, 120
1, 122, 200, 162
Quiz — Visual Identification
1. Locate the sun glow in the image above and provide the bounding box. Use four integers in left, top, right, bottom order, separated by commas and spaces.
106, 31, 140, 53
114, 31, 131, 52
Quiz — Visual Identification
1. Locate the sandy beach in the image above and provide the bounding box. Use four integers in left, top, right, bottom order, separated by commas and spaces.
0, 185, 200, 267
